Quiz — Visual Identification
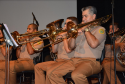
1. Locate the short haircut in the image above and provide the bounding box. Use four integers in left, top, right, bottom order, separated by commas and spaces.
67, 16, 79, 25
81, 6, 97, 15
109, 22, 119, 28
29, 23, 38, 31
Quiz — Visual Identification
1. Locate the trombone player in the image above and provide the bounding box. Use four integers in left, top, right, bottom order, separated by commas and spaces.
34, 17, 79, 84
0, 23, 44, 84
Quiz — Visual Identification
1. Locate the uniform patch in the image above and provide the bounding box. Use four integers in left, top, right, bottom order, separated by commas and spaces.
37, 41, 42, 45
99, 28, 105, 34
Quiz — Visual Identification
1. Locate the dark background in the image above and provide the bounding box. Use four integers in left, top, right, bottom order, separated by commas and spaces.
77, 0, 125, 30
77, 0, 125, 44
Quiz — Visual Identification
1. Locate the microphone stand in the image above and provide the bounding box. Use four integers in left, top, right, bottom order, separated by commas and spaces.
111, 0, 117, 84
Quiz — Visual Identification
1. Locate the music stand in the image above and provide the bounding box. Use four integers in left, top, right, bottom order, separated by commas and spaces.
1, 24, 19, 84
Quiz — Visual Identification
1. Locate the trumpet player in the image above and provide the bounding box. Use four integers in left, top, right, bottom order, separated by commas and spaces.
34, 17, 79, 84
0, 23, 44, 84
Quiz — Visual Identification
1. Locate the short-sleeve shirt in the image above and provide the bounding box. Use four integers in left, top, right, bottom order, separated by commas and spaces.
19, 37, 44, 59
57, 39, 74, 59
73, 26, 106, 59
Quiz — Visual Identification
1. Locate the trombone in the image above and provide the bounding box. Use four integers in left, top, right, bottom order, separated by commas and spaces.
16, 29, 47, 44
14, 14, 112, 51
41, 14, 112, 49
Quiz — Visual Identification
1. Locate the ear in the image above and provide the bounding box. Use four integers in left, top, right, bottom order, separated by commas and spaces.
34, 29, 37, 32
93, 14, 96, 19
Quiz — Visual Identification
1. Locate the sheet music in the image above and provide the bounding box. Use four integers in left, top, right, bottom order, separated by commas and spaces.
3, 24, 19, 48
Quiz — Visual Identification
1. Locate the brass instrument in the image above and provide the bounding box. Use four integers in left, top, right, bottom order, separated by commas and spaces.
67, 14, 112, 38
109, 27, 125, 37
46, 19, 65, 42
16, 29, 47, 44
14, 29, 47, 51
34, 14, 112, 50
116, 34, 125, 67
13, 14, 112, 51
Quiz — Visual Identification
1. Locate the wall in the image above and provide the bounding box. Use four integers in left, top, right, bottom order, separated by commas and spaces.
0, 0, 76, 34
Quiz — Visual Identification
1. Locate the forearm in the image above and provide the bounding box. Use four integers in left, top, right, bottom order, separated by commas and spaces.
63, 39, 71, 53
84, 31, 99, 48
51, 44, 58, 53
68, 38, 76, 50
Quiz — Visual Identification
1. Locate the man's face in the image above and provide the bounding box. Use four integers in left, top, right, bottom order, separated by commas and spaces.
0, 30, 3, 38
82, 9, 96, 23
109, 25, 118, 34
27, 25, 36, 33
63, 19, 73, 30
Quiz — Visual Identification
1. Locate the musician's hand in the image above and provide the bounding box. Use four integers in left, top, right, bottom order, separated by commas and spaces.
119, 43, 125, 52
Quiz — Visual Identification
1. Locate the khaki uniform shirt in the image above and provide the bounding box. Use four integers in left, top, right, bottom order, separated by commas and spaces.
74, 26, 106, 59
0, 42, 12, 61
57, 39, 74, 59
19, 37, 44, 59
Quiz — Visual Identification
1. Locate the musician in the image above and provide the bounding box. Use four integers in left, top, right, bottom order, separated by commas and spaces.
0, 23, 44, 84
34, 17, 79, 84
42, 6, 106, 84
102, 23, 125, 84
0, 24, 6, 60
63, 6, 106, 84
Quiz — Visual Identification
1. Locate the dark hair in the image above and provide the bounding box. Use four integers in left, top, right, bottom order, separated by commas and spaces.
109, 22, 119, 28
81, 6, 97, 15
67, 16, 79, 25
29, 23, 38, 31
0, 24, 2, 30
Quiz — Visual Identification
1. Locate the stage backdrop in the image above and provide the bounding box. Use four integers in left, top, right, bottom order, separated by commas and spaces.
0, 0, 76, 34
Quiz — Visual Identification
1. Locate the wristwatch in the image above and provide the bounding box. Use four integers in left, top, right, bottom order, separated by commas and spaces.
84, 28, 90, 32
